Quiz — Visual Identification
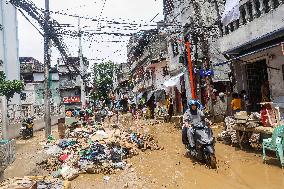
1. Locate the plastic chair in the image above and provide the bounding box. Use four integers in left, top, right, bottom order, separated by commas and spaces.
262, 125, 284, 167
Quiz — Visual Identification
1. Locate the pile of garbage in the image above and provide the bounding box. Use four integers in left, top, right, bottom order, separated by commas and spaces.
39, 123, 161, 180
218, 116, 262, 145
0, 176, 70, 189
218, 116, 238, 144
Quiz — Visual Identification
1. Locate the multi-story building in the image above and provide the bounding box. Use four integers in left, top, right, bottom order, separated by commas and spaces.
19, 57, 61, 117
127, 27, 170, 108
0, 1, 20, 80
58, 57, 89, 109
163, 0, 230, 113
0, 1, 21, 125
216, 0, 284, 112
113, 63, 131, 100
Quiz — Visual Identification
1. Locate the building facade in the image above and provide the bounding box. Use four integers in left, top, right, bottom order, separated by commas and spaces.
0, 1, 20, 81
113, 63, 131, 101
0, 2, 21, 125
58, 57, 89, 109
127, 28, 171, 111
216, 0, 284, 113
163, 0, 231, 113
19, 57, 61, 118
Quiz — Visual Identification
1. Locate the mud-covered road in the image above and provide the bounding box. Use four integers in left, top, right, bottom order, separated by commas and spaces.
4, 120, 284, 189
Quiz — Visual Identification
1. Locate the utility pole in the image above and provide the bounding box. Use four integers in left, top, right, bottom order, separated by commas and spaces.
44, 0, 51, 138
1, 96, 8, 139
78, 17, 86, 108
185, 36, 197, 99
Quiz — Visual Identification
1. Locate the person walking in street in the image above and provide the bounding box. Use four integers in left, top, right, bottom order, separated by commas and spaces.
167, 97, 174, 122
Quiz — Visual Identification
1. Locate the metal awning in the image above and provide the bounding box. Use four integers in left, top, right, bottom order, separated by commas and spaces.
163, 73, 184, 88
213, 42, 283, 67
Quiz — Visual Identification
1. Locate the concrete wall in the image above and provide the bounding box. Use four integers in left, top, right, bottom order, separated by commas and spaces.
21, 83, 36, 105
7, 115, 61, 139
266, 48, 284, 99
0, 2, 20, 107
167, 39, 184, 73
51, 72, 59, 81
33, 73, 44, 82
34, 81, 61, 106
0, 1, 20, 81
236, 45, 284, 101
218, 4, 284, 53
153, 60, 170, 90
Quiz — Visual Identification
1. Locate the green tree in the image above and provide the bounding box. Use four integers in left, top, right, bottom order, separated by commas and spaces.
0, 72, 24, 101
92, 61, 117, 102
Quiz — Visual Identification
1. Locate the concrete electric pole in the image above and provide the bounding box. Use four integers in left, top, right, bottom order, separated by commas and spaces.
44, 0, 51, 138
78, 17, 86, 108
1, 96, 8, 139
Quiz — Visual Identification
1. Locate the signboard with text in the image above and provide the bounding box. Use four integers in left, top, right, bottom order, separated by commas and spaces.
63, 96, 81, 104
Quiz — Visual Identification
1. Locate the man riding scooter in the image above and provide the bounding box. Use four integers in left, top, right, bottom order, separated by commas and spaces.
182, 100, 204, 155
182, 99, 217, 168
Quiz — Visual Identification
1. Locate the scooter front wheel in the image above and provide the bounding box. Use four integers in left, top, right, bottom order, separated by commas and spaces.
208, 154, 217, 169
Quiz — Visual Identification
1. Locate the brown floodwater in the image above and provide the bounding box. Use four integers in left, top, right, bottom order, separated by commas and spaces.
4, 119, 284, 189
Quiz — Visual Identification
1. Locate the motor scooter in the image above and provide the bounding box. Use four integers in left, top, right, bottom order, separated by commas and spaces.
20, 117, 34, 139
184, 120, 217, 169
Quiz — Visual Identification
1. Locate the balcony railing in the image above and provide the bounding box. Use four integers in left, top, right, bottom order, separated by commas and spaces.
223, 0, 284, 35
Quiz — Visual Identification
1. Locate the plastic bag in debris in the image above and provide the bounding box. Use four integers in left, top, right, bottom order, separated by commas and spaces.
110, 146, 126, 162
47, 135, 56, 142
78, 160, 94, 171
60, 165, 79, 180
45, 145, 62, 156
96, 130, 109, 139
58, 139, 76, 148
130, 133, 144, 147
112, 161, 127, 169
51, 169, 62, 178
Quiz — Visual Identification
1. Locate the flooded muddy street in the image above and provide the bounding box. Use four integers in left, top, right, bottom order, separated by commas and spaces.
4, 121, 284, 189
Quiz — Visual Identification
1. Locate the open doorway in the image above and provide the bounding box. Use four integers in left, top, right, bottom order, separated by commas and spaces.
246, 59, 270, 112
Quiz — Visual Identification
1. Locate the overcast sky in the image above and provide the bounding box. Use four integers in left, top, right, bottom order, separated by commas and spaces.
18, 0, 164, 66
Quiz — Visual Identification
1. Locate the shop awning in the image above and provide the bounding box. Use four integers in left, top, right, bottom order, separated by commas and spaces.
163, 73, 184, 88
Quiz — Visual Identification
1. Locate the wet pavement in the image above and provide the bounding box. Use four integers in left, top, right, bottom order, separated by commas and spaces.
4, 120, 284, 189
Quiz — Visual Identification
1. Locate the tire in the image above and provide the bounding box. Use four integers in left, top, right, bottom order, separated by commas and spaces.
209, 154, 217, 169
204, 152, 217, 169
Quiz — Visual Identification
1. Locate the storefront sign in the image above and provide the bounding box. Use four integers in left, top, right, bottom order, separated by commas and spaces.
63, 96, 80, 103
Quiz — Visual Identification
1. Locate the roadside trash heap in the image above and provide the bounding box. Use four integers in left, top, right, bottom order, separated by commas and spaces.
218, 116, 238, 144
218, 112, 263, 145
0, 176, 70, 189
39, 122, 162, 180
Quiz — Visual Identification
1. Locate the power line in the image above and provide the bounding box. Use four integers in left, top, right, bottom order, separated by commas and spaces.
17, 8, 44, 36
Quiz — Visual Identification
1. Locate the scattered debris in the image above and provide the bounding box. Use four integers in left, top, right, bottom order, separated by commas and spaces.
38, 120, 162, 180
0, 176, 70, 189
